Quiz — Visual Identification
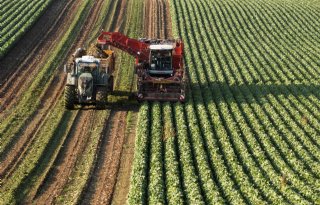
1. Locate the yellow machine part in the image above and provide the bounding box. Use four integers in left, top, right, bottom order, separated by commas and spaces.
103, 49, 114, 56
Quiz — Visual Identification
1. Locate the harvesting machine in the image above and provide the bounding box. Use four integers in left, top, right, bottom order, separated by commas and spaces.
96, 31, 186, 102
64, 47, 115, 109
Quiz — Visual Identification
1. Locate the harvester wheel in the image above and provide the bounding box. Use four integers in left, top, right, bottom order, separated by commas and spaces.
65, 85, 75, 109
96, 86, 107, 109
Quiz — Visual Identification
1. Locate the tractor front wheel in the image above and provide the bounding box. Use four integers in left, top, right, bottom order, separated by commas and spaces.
65, 85, 75, 109
96, 86, 107, 109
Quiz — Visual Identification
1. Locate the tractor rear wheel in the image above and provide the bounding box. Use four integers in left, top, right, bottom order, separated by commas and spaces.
96, 86, 107, 109
65, 85, 75, 109
108, 76, 114, 93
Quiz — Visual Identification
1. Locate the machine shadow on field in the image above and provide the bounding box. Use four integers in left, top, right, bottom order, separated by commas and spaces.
189, 81, 320, 104
75, 90, 139, 111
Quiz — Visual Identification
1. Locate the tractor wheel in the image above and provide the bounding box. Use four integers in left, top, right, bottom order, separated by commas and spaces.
65, 85, 75, 109
96, 86, 107, 109
108, 76, 114, 93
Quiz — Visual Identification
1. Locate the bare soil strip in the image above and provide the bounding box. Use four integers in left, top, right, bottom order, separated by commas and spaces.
80, 111, 127, 204
0, 0, 105, 191
0, 0, 77, 114
111, 111, 138, 205
0, 0, 80, 180
33, 110, 95, 204
145, 0, 171, 39
111, 0, 127, 32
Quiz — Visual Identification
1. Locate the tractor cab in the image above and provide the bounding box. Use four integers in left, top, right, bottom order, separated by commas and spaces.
74, 56, 100, 102
75, 56, 100, 75
149, 44, 173, 77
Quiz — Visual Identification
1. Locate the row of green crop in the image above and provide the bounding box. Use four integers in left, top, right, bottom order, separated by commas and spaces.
0, 99, 78, 204
113, 0, 143, 93
0, 0, 93, 153
0, 0, 53, 58
0, 0, 95, 203
128, 0, 319, 204
216, 0, 320, 164
173, 0, 319, 203
4, 0, 118, 204
56, 110, 110, 205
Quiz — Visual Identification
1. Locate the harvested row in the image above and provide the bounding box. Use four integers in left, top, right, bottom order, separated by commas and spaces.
0, 0, 138, 204
0, 0, 53, 57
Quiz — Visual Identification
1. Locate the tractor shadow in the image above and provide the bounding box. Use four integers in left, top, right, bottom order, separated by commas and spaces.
76, 90, 139, 111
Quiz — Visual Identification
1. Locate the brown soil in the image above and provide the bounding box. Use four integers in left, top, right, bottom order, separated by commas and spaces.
80, 111, 127, 205
112, 0, 128, 32
111, 111, 138, 205
145, 0, 172, 39
33, 110, 95, 204
0, 0, 172, 203
0, 0, 80, 180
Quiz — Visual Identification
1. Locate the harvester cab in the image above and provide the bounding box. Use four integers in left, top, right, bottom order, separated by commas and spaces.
64, 48, 115, 109
96, 32, 185, 102
136, 40, 185, 102
149, 45, 174, 76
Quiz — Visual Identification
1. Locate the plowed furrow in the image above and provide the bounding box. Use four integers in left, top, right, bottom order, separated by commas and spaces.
145, 0, 171, 39
80, 111, 127, 204
111, 110, 138, 205
0, 0, 107, 191
111, 0, 127, 32
0, 74, 65, 180
0, 0, 77, 115
33, 110, 94, 204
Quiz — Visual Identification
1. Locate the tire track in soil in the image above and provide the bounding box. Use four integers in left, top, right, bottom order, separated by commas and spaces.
0, 0, 105, 191
110, 0, 172, 204
80, 110, 128, 205
26, 0, 110, 202
78, 0, 137, 203
111, 0, 128, 32
145, 0, 171, 39
111, 110, 138, 205
33, 110, 95, 204
0, 0, 80, 181
0, 0, 77, 115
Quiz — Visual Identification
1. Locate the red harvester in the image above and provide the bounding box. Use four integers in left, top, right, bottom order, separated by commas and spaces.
96, 32, 186, 102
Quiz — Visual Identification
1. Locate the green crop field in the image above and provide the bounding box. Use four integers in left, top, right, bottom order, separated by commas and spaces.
129, 0, 320, 204
0, 0, 319, 204
0, 0, 53, 57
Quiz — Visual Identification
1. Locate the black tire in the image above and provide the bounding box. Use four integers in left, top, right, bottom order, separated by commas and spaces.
65, 85, 75, 109
108, 76, 114, 93
96, 86, 107, 109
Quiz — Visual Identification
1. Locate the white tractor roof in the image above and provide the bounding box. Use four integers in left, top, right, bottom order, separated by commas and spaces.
76, 55, 100, 63
150, 44, 174, 50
